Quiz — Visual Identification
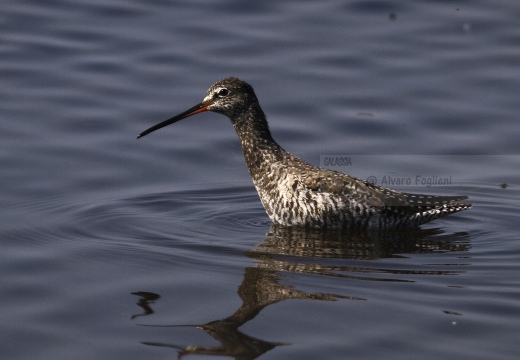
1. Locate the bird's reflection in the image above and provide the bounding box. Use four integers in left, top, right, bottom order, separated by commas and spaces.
133, 225, 470, 359
131, 291, 160, 320
258, 225, 470, 259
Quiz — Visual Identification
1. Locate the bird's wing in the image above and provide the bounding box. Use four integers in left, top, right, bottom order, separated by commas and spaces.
294, 165, 468, 213
292, 167, 388, 208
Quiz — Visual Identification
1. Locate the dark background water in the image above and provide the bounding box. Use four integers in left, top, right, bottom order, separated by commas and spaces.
1, 1, 519, 359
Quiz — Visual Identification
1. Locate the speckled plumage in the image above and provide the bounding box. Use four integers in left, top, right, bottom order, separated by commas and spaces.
138, 77, 471, 228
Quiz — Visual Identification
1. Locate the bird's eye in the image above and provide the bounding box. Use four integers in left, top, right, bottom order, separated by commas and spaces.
217, 88, 229, 97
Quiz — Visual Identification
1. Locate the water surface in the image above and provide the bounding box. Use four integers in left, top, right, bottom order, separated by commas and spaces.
1, 1, 519, 359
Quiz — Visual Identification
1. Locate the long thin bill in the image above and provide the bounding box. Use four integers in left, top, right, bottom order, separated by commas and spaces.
137, 103, 209, 139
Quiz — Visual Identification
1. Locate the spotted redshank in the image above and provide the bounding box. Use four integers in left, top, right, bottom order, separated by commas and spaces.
138, 77, 471, 228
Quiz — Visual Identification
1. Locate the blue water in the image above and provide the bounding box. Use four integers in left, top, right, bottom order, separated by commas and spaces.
1, 1, 520, 359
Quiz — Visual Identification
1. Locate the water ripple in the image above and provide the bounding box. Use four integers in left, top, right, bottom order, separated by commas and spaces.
5, 185, 269, 267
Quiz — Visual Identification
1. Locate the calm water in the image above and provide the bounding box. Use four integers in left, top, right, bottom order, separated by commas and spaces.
2, 1, 520, 359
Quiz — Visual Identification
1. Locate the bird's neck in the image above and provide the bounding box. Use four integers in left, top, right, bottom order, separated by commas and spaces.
231, 104, 271, 141
231, 105, 286, 178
